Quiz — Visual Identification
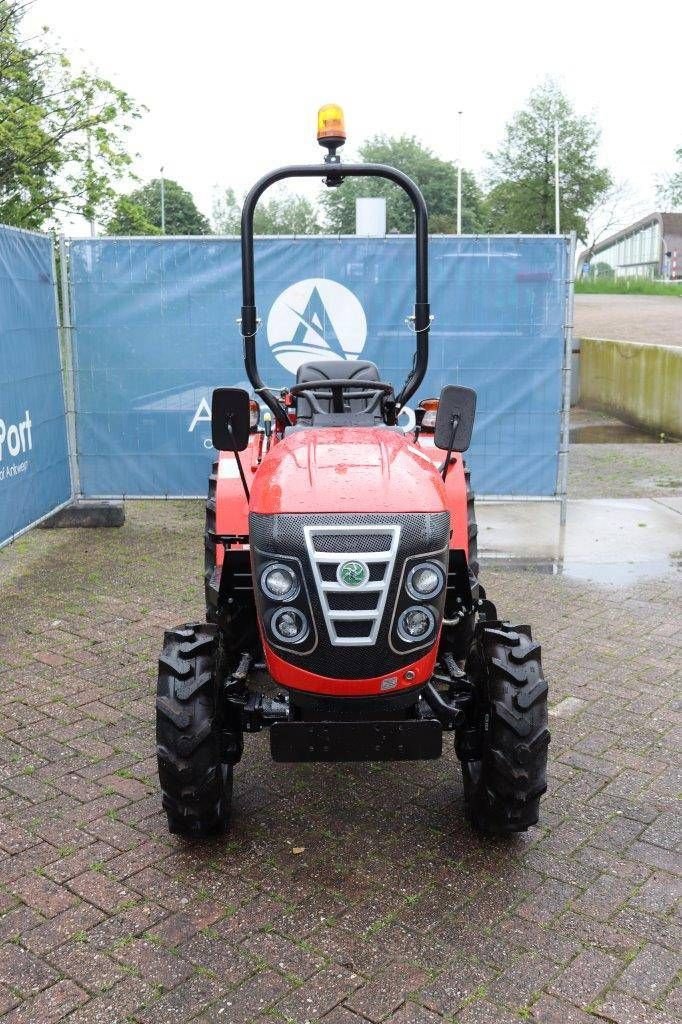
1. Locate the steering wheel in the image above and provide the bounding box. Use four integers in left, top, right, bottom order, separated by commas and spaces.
288, 379, 394, 416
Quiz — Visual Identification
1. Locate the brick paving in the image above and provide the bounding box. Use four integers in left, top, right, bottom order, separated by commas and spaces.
0, 493, 679, 1022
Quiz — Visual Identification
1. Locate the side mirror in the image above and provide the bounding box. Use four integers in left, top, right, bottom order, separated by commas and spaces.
433, 385, 477, 452
211, 388, 251, 451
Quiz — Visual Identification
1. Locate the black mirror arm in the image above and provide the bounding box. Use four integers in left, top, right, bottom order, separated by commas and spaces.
414, 407, 426, 444
439, 414, 460, 481
227, 420, 250, 501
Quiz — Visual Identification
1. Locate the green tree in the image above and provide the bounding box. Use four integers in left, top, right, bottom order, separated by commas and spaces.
212, 186, 320, 234
107, 178, 210, 235
658, 146, 682, 208
106, 196, 160, 235
486, 79, 611, 239
211, 187, 240, 234
254, 193, 319, 235
592, 261, 614, 279
0, 1, 142, 229
320, 135, 485, 234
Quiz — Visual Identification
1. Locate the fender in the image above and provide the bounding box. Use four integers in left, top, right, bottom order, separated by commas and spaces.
214, 433, 262, 565
415, 437, 469, 557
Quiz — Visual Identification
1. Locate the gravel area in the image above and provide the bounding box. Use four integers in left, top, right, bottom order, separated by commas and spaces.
569, 444, 681, 498
574, 293, 682, 347
568, 408, 681, 499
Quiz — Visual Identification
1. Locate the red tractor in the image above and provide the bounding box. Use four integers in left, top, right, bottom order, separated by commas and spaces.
156, 106, 549, 838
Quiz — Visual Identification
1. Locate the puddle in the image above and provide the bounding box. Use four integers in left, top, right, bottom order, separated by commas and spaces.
560, 558, 680, 585
481, 558, 557, 576
482, 556, 681, 585
570, 423, 678, 444
478, 498, 682, 588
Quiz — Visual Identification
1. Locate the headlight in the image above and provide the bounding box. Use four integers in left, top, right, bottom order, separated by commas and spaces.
271, 607, 309, 644
397, 605, 436, 643
406, 562, 445, 600
260, 563, 300, 601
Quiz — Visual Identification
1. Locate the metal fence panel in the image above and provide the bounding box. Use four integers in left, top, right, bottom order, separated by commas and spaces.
68, 235, 570, 497
0, 227, 71, 547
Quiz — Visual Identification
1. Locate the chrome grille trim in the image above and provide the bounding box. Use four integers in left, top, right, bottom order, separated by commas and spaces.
303, 524, 401, 646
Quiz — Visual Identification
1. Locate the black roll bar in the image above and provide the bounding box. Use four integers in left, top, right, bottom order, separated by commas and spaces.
240, 163, 430, 428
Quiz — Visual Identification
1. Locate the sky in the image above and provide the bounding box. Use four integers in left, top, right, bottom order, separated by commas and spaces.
25, 0, 682, 239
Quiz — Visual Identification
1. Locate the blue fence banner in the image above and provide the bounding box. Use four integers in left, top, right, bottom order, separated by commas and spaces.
68, 235, 570, 498
0, 227, 70, 547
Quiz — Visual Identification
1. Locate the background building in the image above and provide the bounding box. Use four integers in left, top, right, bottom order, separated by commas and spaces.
578, 212, 682, 279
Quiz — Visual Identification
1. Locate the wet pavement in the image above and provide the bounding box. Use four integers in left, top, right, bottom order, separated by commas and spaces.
486, 408, 682, 585
0, 446, 679, 1023
570, 423, 676, 444
569, 407, 678, 445
478, 497, 682, 585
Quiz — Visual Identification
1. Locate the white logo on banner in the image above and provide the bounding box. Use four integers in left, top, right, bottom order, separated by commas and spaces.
266, 278, 367, 374
0, 410, 32, 460
188, 397, 215, 448
188, 398, 211, 434
0, 409, 32, 481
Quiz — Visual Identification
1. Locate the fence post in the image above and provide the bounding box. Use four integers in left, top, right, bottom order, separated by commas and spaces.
57, 234, 81, 499
557, 231, 576, 526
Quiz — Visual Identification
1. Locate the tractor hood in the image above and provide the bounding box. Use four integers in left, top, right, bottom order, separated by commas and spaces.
249, 427, 448, 515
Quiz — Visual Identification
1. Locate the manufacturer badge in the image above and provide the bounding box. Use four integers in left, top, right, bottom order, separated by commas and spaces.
337, 560, 370, 588
380, 676, 398, 691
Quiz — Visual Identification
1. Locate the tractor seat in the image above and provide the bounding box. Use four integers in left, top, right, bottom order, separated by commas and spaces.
295, 359, 385, 426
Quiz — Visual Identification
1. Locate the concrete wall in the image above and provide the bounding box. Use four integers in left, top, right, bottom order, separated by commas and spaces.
580, 337, 681, 437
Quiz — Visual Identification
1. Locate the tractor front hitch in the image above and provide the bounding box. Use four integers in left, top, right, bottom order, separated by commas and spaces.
221, 651, 289, 734
240, 692, 290, 733
223, 674, 290, 734
422, 681, 473, 731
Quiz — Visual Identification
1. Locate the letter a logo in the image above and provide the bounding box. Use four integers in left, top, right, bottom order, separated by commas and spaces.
267, 278, 367, 375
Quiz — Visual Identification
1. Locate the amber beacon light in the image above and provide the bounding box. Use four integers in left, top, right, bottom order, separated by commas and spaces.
317, 104, 346, 149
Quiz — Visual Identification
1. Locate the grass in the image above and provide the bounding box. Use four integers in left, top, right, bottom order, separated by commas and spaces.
575, 278, 682, 296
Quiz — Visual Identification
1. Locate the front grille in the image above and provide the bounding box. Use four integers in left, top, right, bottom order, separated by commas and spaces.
334, 619, 374, 638
312, 533, 394, 553
304, 524, 400, 647
327, 590, 380, 611
249, 511, 451, 680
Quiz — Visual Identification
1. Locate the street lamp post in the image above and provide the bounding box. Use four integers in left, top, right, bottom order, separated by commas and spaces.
456, 110, 463, 235
87, 128, 96, 238
554, 121, 560, 235
160, 167, 166, 234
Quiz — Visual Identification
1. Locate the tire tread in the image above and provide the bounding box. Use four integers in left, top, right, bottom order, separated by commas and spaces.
156, 622, 232, 838
460, 621, 550, 834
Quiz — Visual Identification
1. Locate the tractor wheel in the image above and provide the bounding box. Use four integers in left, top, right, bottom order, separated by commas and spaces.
156, 623, 232, 838
204, 460, 218, 622
458, 621, 550, 835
